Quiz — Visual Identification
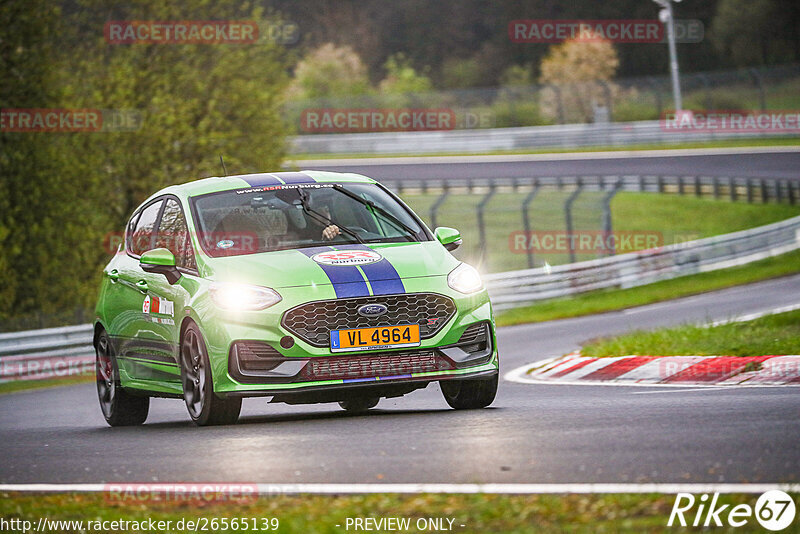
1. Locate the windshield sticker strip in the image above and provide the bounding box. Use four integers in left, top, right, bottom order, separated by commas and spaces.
271, 172, 317, 184
298, 246, 371, 298
334, 244, 406, 295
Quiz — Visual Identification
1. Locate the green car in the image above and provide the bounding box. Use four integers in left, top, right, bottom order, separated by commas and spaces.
94, 171, 498, 426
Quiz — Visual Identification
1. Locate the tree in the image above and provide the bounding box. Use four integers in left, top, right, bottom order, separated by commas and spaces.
288, 43, 371, 101
711, 0, 798, 66
538, 39, 619, 123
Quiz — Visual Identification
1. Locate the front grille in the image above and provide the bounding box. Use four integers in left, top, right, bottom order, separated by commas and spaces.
301, 350, 454, 381
282, 293, 456, 347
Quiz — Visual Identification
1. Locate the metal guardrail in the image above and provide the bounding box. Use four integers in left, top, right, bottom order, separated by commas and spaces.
2, 214, 799, 382
0, 324, 94, 383
290, 120, 795, 155
484, 215, 800, 310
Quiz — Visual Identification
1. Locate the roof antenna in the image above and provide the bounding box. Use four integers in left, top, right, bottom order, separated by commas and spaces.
219, 155, 228, 176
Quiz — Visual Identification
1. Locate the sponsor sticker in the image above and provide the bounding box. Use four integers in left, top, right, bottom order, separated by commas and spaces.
312, 250, 382, 266
143, 295, 175, 316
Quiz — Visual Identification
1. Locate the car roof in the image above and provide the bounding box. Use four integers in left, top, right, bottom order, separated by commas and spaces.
152, 170, 378, 201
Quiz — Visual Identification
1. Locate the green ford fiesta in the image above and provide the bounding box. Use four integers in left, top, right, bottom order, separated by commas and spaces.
94, 170, 498, 426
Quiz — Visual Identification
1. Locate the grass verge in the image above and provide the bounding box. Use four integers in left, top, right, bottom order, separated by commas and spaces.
0, 375, 93, 396
495, 248, 800, 327
287, 137, 800, 161
0, 491, 785, 533
581, 309, 800, 358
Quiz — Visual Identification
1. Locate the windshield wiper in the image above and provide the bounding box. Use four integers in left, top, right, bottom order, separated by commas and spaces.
332, 185, 418, 240
296, 188, 365, 244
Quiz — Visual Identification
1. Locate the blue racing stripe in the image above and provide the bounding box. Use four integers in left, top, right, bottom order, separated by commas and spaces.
239, 173, 284, 187
272, 172, 316, 184
335, 244, 406, 295
298, 246, 370, 298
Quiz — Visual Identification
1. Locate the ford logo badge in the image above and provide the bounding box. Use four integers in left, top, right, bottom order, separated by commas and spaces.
358, 304, 388, 318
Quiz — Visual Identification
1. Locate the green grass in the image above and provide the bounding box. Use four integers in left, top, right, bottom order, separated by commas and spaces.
0, 375, 93, 396
0, 491, 789, 533
582, 309, 800, 358
397, 191, 800, 273
495, 248, 800, 327
287, 137, 800, 160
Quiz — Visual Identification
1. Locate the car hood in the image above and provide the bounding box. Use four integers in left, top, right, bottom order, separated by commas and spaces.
204, 241, 461, 289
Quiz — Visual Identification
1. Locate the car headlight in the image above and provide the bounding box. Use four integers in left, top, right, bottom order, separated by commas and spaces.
447, 263, 483, 294
209, 282, 282, 311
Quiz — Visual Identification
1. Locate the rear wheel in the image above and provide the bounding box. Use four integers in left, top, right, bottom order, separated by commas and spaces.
181, 323, 241, 426
95, 330, 149, 426
338, 397, 379, 413
440, 374, 498, 410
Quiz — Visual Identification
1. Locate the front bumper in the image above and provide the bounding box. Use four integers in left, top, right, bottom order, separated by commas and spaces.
198, 282, 498, 398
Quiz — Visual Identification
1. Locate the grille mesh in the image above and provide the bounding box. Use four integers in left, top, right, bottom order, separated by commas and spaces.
302, 351, 453, 381
282, 293, 456, 347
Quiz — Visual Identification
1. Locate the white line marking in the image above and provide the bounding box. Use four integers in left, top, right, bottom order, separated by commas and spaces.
709, 302, 800, 327
1, 483, 798, 495
630, 387, 728, 394
289, 146, 800, 167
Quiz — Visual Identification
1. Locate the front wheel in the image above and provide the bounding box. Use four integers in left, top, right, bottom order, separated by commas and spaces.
440, 374, 498, 410
96, 330, 149, 426
181, 323, 241, 426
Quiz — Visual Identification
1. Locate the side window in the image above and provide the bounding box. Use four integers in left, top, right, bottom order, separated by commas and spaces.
155, 198, 197, 271
124, 212, 140, 253
129, 200, 163, 256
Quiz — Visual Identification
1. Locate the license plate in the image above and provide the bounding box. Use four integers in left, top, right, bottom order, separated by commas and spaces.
330, 324, 421, 352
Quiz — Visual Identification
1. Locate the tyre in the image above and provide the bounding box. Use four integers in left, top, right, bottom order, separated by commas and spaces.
338, 397, 379, 413
180, 322, 241, 426
440, 374, 498, 410
95, 330, 149, 426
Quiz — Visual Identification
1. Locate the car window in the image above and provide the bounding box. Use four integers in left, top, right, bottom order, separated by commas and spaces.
154, 198, 197, 271
129, 200, 163, 256
191, 183, 426, 257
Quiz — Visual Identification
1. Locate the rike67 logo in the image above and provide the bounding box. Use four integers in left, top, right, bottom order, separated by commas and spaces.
668, 491, 796, 531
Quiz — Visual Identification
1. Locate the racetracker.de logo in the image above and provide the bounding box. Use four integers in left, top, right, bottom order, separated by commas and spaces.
104, 20, 259, 44
509, 19, 704, 44
661, 110, 800, 133
1, 109, 142, 132
509, 230, 663, 255
300, 109, 457, 133
104, 483, 259, 505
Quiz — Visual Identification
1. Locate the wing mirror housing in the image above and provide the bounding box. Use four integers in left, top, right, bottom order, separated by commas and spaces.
434, 227, 462, 252
140, 248, 181, 285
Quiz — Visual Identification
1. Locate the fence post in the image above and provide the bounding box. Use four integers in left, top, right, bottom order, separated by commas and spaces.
749, 68, 767, 110
698, 73, 712, 110
730, 177, 737, 202
476, 186, 497, 269
521, 180, 541, 268
647, 77, 663, 117
429, 184, 449, 229
602, 180, 623, 257
789, 181, 797, 206
713, 176, 720, 200
761, 178, 768, 203
678, 176, 685, 195
657, 175, 664, 194
564, 179, 583, 264
694, 175, 702, 197
747, 179, 754, 203
546, 84, 566, 124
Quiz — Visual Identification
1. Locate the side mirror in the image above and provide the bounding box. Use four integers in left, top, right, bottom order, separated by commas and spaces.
434, 227, 462, 252
140, 248, 181, 285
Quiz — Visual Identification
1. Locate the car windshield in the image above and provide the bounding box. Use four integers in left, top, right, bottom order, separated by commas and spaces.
191, 183, 426, 257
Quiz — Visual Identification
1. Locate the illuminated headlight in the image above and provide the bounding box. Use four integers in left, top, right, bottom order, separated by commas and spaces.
447, 263, 483, 294
209, 282, 282, 311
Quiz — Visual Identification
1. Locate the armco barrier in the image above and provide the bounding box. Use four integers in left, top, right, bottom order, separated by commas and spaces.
1, 215, 799, 381
484, 214, 800, 310
290, 120, 795, 155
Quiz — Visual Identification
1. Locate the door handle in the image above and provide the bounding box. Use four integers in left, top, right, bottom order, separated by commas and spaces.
107, 269, 120, 281
135, 280, 148, 293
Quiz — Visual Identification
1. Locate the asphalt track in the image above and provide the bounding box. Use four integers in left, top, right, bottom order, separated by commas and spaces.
1, 274, 799, 485
294, 147, 800, 181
